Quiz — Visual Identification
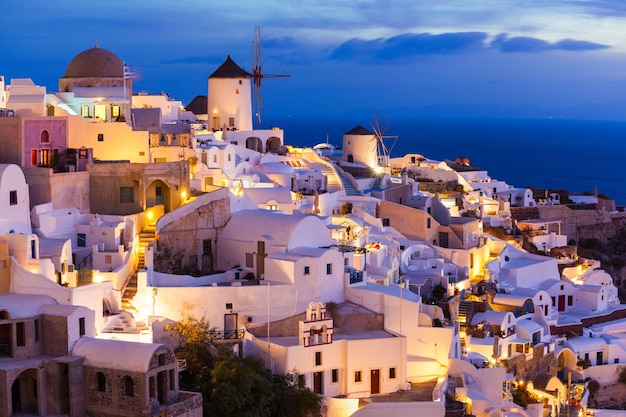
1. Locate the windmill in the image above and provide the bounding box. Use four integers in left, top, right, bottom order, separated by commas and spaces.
370, 112, 398, 172
251, 26, 290, 125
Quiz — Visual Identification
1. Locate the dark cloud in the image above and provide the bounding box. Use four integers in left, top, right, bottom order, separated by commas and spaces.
331, 31, 610, 61
330, 32, 487, 61
492, 33, 609, 53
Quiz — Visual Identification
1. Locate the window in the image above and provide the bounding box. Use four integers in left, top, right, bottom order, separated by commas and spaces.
203, 240, 212, 255
427, 218, 431, 229
77, 233, 86, 248
213, 154, 217, 163
298, 374, 305, 386
568, 295, 573, 306
332, 369, 338, 383
112, 105, 120, 118
551, 296, 556, 307
304, 266, 310, 275
226, 303, 233, 310
382, 218, 390, 227
389, 367, 396, 379
40, 130, 50, 143
96, 372, 106, 392
40, 148, 50, 165
105, 255, 112, 264
315, 351, 322, 366
79, 317, 85, 336
229, 117, 235, 127
120, 187, 134, 203
326, 263, 332, 275
228, 154, 232, 162
9, 190, 17, 205
124, 375, 134, 396
82, 105, 89, 117
34, 319, 40, 342
97, 133, 104, 142
246, 253, 254, 268
266, 204, 278, 211
0, 260, 6, 269
31, 149, 38, 166
354, 371, 362, 383
16, 322, 25, 346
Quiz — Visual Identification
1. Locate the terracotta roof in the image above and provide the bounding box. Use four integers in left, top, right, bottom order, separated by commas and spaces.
64, 45, 124, 78
209, 55, 251, 78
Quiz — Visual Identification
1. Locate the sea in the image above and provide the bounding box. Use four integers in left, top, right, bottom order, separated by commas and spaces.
265, 117, 626, 206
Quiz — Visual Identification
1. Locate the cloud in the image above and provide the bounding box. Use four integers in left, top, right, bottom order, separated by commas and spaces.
330, 31, 610, 61
330, 32, 488, 62
492, 33, 609, 53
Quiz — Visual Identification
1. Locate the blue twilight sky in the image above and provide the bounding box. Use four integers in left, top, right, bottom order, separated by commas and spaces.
2, 0, 626, 122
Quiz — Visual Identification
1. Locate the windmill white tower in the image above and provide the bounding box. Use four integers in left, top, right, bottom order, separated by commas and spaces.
341, 113, 397, 172
207, 55, 253, 132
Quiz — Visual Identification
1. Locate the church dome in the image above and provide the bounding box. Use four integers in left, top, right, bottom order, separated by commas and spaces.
64, 45, 124, 78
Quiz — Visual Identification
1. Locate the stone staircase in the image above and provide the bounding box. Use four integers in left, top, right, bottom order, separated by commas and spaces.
309, 160, 344, 193
121, 223, 156, 313
338, 172, 362, 196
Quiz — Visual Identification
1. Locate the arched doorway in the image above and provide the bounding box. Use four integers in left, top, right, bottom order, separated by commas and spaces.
246, 137, 262, 152
265, 136, 281, 153
556, 348, 579, 381
12, 368, 39, 415
146, 180, 171, 213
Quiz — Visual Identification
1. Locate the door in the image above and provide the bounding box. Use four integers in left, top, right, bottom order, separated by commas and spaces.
597, 351, 603, 366
370, 369, 380, 394
313, 371, 323, 394
224, 313, 238, 339
155, 186, 164, 205
256, 241, 265, 281
558, 295, 565, 312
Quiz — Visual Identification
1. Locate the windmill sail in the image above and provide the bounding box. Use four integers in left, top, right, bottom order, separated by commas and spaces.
370, 112, 398, 169
251, 26, 290, 125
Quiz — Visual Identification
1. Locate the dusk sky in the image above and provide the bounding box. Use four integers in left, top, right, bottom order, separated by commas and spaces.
3, 0, 626, 122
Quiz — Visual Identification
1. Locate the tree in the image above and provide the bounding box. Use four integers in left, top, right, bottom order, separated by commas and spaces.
273, 372, 321, 417
167, 316, 320, 417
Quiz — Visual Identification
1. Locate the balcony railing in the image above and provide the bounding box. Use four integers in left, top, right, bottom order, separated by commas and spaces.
209, 329, 245, 340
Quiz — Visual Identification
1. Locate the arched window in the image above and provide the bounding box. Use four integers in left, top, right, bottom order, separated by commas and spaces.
40, 130, 50, 143
124, 375, 134, 396
96, 372, 106, 392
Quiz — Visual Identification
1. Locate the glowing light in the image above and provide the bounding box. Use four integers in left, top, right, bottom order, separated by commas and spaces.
93, 274, 104, 283
147, 210, 154, 221
374, 166, 383, 174
181, 190, 187, 200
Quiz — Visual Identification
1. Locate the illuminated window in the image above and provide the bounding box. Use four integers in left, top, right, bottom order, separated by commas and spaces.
40, 130, 50, 143
82, 105, 90, 117
40, 149, 50, 165
266, 204, 278, 211
31, 149, 38, 166
112, 105, 120, 118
